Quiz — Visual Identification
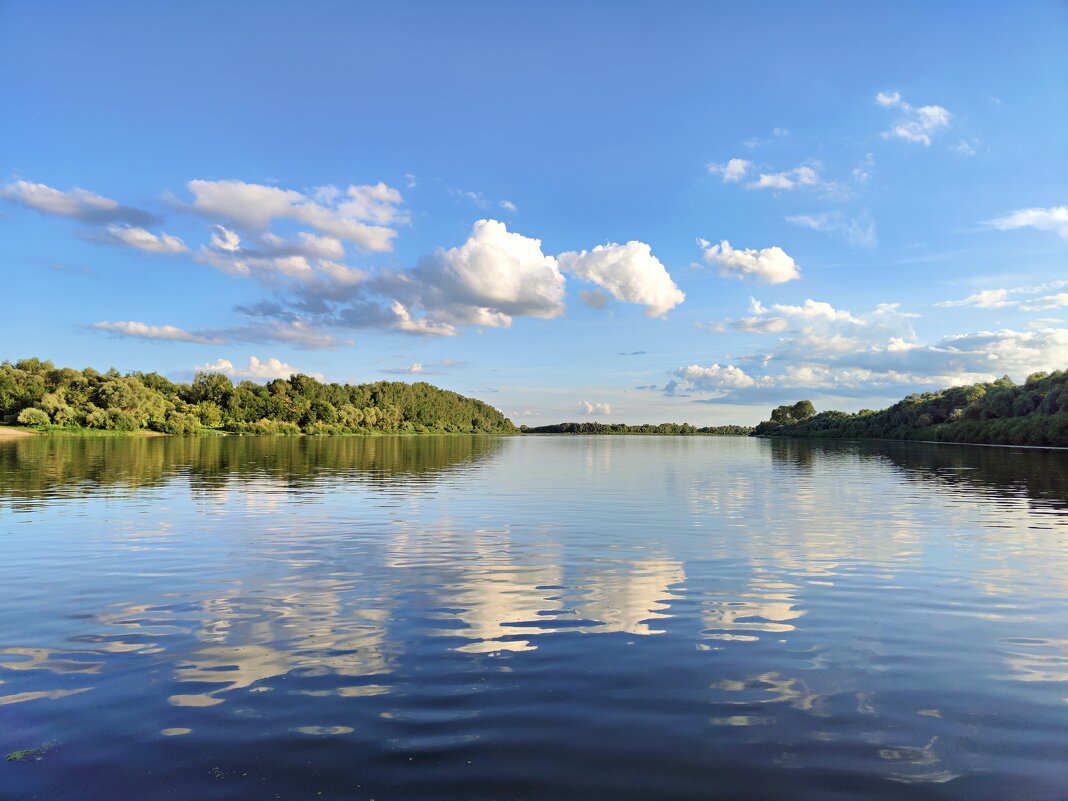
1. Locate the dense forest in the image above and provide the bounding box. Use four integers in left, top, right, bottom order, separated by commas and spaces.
0, 358, 518, 435
522, 422, 753, 435
754, 370, 1068, 447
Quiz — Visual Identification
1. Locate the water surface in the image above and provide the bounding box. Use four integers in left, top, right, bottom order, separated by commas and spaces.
2, 435, 1067, 800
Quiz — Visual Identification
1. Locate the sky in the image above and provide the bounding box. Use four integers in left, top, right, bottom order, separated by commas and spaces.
1, 1, 1066, 426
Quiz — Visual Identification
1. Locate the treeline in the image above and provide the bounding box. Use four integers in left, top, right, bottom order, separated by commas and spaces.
1, 358, 518, 435
521, 422, 753, 435
754, 370, 1068, 447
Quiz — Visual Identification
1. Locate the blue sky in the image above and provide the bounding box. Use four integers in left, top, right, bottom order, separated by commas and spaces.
2, 1, 1066, 425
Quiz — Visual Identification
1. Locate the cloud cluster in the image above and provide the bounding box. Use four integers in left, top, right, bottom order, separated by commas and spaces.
2, 180, 187, 254
876, 91, 952, 146
699, 239, 801, 284
242, 220, 686, 341
669, 293, 1068, 401
13, 176, 686, 347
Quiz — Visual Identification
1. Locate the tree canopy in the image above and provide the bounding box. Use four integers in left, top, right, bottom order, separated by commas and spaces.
753, 371, 1068, 447
1, 358, 518, 436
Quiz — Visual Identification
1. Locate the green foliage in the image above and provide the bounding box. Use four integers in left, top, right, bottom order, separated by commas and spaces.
0, 359, 518, 436
17, 407, 50, 427
753, 370, 1068, 447
522, 422, 753, 435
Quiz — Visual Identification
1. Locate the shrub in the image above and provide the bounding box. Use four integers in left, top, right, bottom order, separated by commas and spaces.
17, 407, 50, 427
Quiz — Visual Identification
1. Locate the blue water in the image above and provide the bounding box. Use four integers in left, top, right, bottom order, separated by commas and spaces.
1, 435, 1067, 800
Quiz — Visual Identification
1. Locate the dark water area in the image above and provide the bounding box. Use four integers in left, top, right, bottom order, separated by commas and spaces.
1, 435, 1067, 800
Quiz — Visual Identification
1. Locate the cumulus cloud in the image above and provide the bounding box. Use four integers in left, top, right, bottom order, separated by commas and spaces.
196, 356, 322, 382
985, 206, 1068, 240
214, 219, 684, 341
708, 158, 752, 182
379, 219, 565, 328
558, 241, 685, 316
786, 210, 877, 249
182, 179, 404, 251
699, 239, 801, 284
94, 224, 188, 254
579, 401, 612, 415
499, 200, 518, 212
876, 91, 952, 146
92, 321, 221, 344
2, 180, 159, 226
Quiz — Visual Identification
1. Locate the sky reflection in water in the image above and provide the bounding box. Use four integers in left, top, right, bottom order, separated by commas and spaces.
1, 435, 1067, 800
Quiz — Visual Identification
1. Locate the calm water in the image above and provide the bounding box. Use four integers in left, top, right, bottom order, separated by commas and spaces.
2, 435, 1067, 800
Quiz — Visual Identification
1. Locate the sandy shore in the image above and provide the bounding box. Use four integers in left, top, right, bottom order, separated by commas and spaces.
0, 426, 38, 439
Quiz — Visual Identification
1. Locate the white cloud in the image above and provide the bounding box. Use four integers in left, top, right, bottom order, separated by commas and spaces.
953, 139, 979, 156
196, 356, 322, 382
936, 280, 1068, 311
707, 297, 874, 338
197, 225, 352, 282
748, 163, 821, 191
875, 91, 902, 108
579, 401, 612, 415
388, 301, 459, 336
786, 211, 877, 249
985, 206, 1068, 239
93, 316, 349, 350
668, 364, 761, 396
708, 158, 752, 182
182, 179, 404, 251
699, 239, 801, 284
2, 179, 158, 226
382, 362, 424, 375
499, 200, 518, 212
386, 219, 566, 328
770, 299, 864, 324
96, 224, 188, 254
876, 91, 952, 146
558, 241, 685, 316
92, 321, 220, 344
668, 291, 1068, 400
